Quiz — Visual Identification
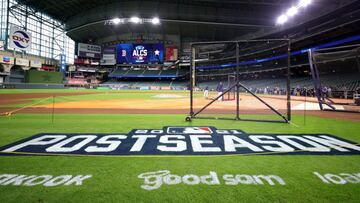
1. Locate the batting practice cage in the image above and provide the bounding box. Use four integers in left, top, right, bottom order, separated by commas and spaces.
308, 44, 360, 113
186, 39, 291, 123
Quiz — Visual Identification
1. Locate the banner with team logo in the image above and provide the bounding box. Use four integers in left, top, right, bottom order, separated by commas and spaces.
0, 127, 359, 156
9, 26, 32, 51
116, 43, 164, 64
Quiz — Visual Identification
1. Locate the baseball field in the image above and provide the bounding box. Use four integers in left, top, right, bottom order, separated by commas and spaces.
0, 89, 360, 202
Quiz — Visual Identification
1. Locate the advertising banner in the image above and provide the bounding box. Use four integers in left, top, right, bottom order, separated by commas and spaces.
165, 46, 178, 61
102, 54, 115, 60
9, 26, 32, 51
0, 55, 14, 65
116, 43, 164, 64
101, 47, 116, 65
103, 47, 116, 54
100, 59, 116, 65
30, 60, 42, 68
15, 58, 29, 66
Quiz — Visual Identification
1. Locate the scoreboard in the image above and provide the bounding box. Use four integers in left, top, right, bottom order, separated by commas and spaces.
116, 43, 164, 64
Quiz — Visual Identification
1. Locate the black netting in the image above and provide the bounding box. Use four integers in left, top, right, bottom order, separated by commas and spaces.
189, 40, 291, 122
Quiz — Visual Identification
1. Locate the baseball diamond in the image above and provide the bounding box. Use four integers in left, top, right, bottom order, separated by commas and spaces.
0, 0, 360, 202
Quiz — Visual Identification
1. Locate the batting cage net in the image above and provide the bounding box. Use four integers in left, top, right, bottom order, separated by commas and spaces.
187, 39, 291, 123
309, 44, 360, 112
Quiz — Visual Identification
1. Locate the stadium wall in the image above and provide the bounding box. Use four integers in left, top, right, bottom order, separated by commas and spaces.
1, 83, 65, 89
25, 70, 64, 84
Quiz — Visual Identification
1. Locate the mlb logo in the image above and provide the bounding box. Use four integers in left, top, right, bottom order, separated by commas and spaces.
167, 127, 213, 134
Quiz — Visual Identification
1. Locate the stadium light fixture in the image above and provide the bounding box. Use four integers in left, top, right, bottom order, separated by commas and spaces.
277, 15, 288, 25
111, 18, 122, 24
276, 0, 312, 25
287, 7, 298, 17
130, 16, 141, 24
299, 0, 312, 8
106, 17, 161, 26
151, 17, 160, 25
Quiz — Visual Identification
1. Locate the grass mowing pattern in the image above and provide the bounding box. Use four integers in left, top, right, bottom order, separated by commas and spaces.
0, 113, 359, 202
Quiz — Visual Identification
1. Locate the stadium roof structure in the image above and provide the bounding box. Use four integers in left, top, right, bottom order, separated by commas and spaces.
15, 0, 359, 43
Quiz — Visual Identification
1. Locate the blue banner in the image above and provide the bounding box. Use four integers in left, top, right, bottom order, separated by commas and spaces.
116, 43, 164, 64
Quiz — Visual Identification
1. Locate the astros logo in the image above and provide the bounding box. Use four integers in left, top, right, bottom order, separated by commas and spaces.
12, 31, 30, 49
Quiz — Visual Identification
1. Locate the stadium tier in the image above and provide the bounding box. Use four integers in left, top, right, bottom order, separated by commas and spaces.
108, 68, 188, 78
197, 72, 360, 92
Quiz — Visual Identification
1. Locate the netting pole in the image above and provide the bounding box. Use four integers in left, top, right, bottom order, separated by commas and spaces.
356, 48, 360, 72
308, 49, 324, 110
235, 42, 240, 120
190, 45, 195, 117
52, 95, 55, 124
287, 40, 291, 122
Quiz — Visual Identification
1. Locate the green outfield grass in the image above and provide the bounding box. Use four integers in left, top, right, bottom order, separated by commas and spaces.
0, 89, 189, 94
0, 89, 202, 108
0, 113, 360, 203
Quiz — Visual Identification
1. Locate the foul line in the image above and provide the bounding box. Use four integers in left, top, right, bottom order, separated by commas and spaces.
0, 97, 52, 116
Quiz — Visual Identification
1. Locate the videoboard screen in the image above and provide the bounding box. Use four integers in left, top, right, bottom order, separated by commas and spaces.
116, 43, 164, 64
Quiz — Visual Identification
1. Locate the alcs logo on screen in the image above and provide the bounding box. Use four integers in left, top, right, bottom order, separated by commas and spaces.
1, 127, 360, 156
12, 31, 30, 49
133, 45, 147, 62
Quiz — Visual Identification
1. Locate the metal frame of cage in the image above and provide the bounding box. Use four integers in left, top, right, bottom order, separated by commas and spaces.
186, 39, 291, 123
308, 44, 360, 113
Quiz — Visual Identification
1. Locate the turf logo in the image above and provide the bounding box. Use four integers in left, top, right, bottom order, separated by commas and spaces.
0, 127, 360, 156
138, 170, 286, 190
0, 174, 92, 187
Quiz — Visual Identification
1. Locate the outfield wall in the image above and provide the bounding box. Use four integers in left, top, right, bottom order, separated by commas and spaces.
1, 83, 65, 89
25, 70, 64, 84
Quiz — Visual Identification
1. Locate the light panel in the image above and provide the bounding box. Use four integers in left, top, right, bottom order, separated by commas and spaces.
276, 0, 313, 25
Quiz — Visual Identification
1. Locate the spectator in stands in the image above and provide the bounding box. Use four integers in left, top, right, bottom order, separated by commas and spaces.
216, 82, 224, 101
204, 86, 209, 99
